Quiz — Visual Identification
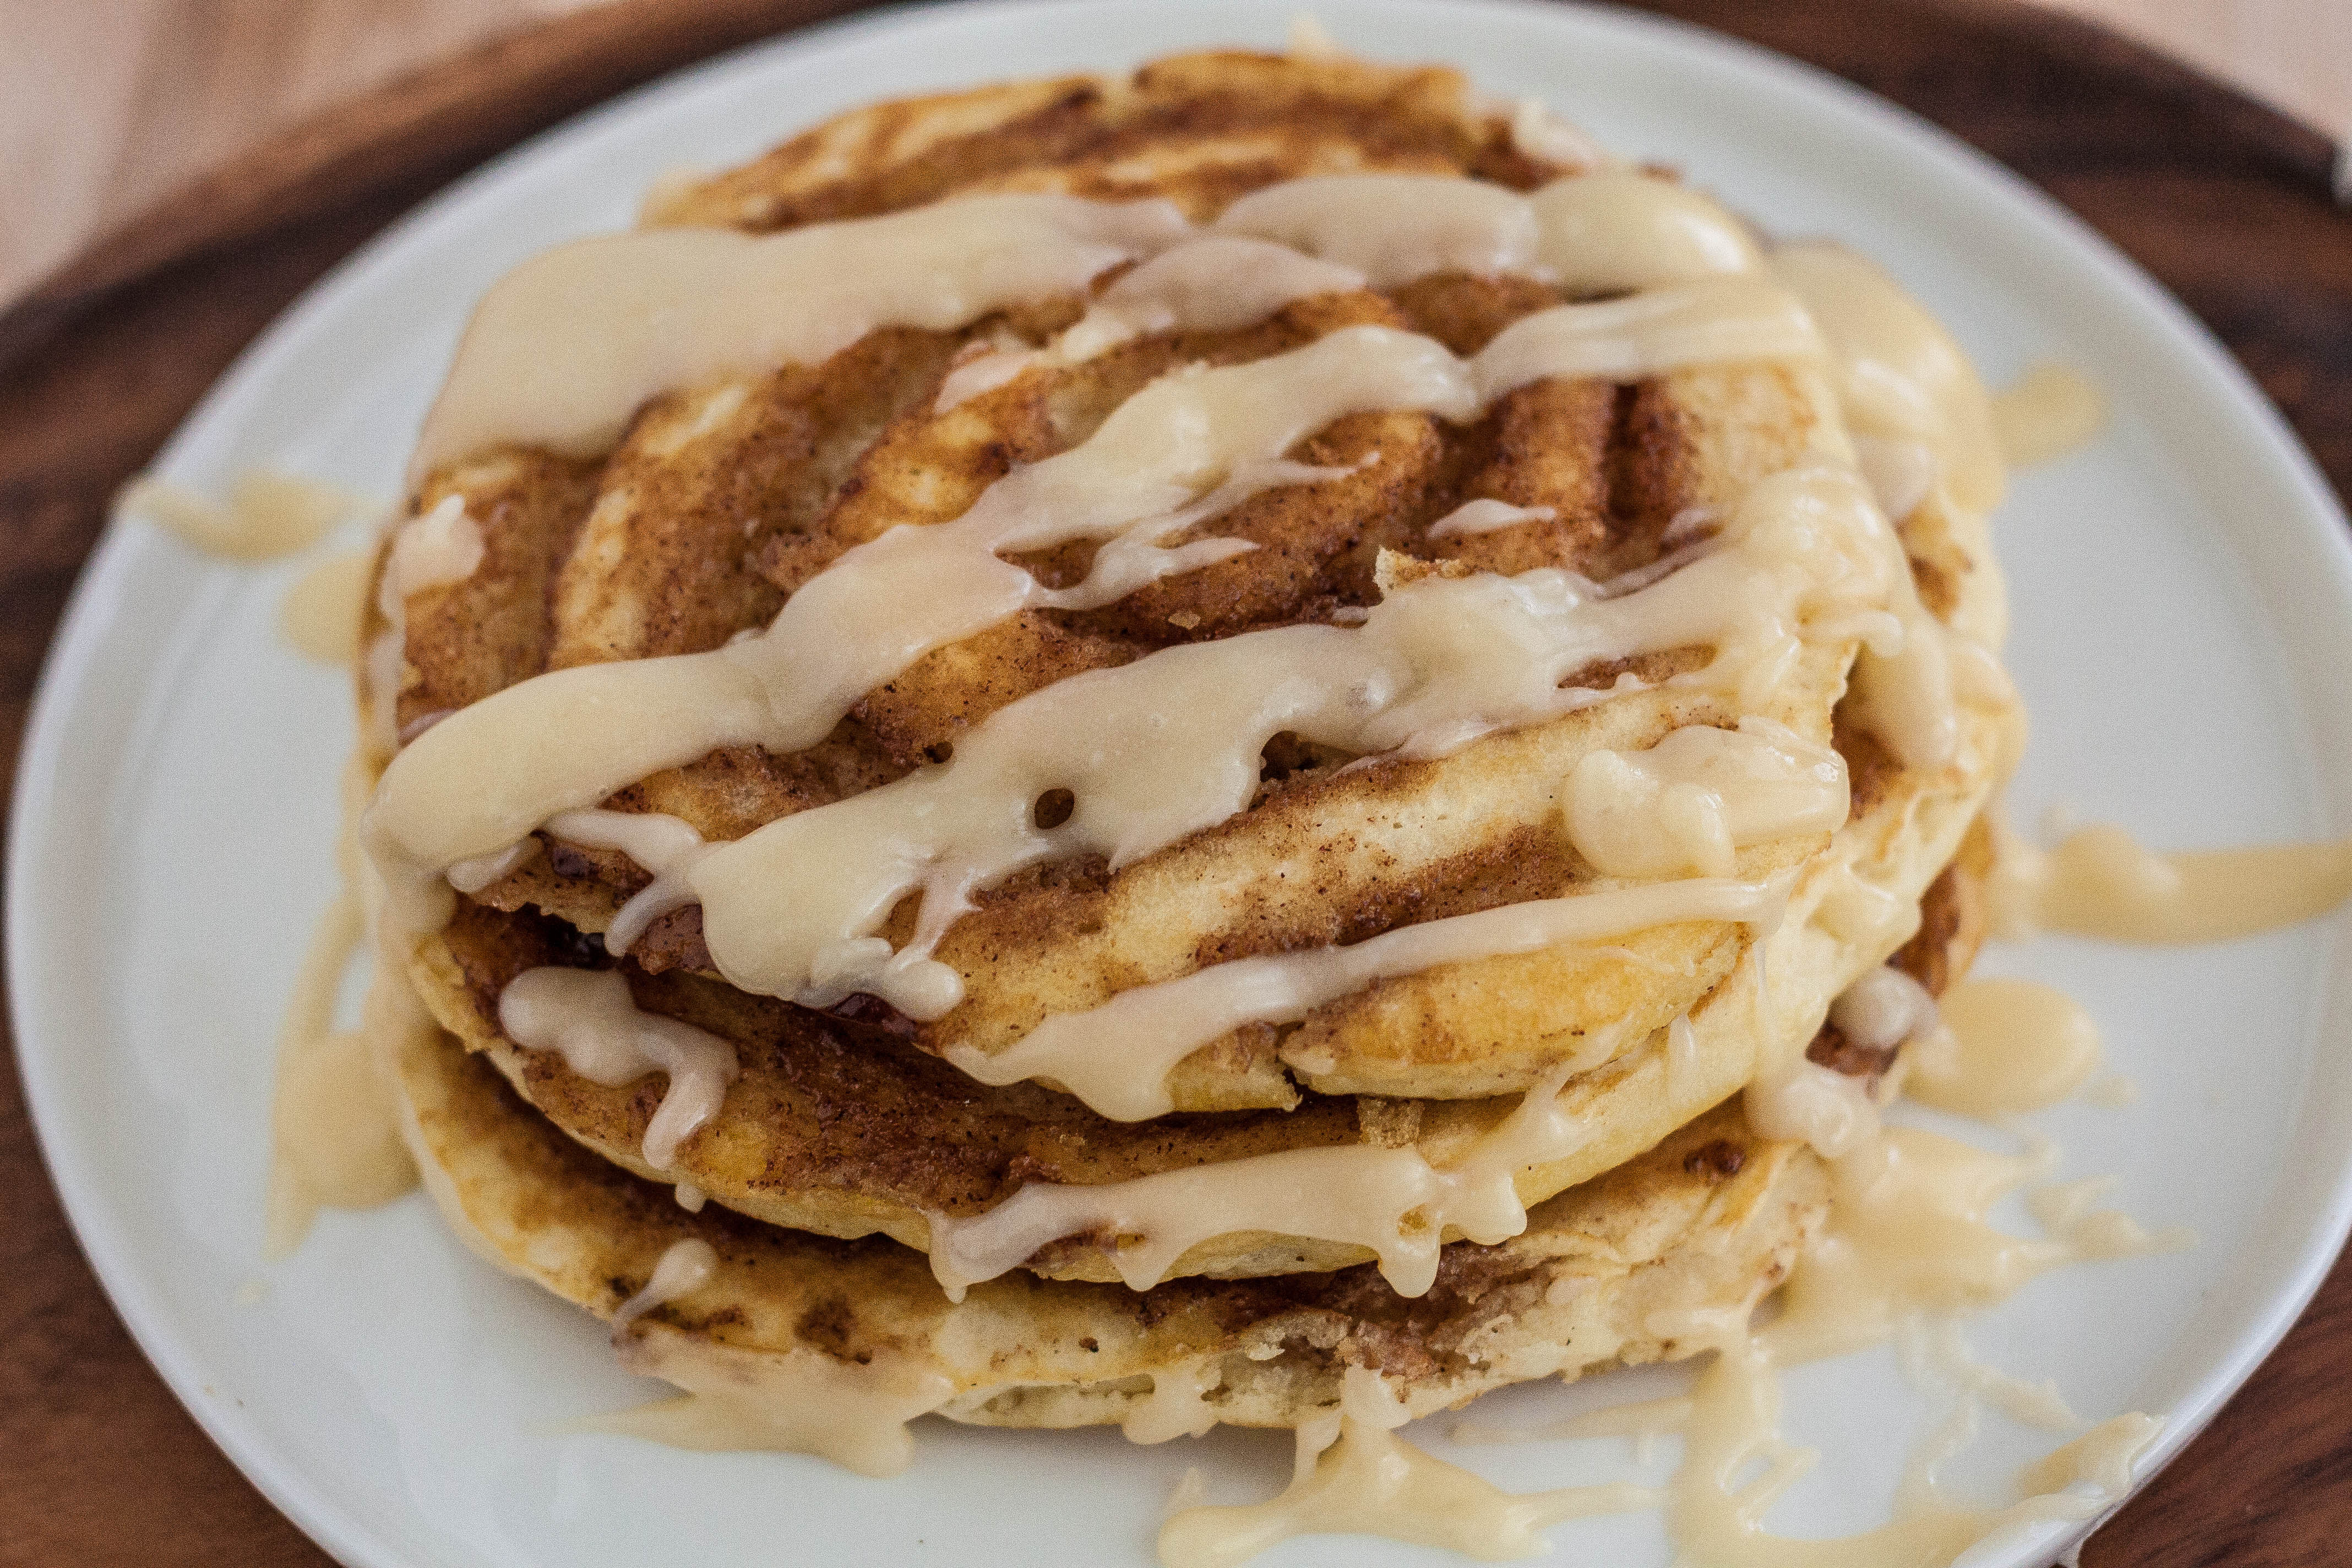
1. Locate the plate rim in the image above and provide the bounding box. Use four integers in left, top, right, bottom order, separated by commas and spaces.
13, 1, 2352, 1564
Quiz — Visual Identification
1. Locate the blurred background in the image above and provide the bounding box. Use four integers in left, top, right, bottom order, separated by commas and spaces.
3, 0, 2345, 318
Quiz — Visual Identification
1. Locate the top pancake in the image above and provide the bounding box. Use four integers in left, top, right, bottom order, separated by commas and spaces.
370, 47, 1934, 1116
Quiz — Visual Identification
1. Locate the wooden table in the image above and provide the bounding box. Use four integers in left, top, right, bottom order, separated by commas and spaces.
2, 2, 2346, 1562
8, 0, 2341, 322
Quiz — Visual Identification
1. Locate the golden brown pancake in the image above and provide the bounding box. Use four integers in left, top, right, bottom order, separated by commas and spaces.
640, 52, 1565, 234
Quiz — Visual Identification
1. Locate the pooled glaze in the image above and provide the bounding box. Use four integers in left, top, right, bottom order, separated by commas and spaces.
279, 550, 372, 666
1991, 362, 2105, 468
1667, 1335, 2159, 1568
1160, 1417, 1651, 1567
119, 469, 356, 560
1908, 977, 2102, 1117
1991, 821, 2352, 944
598, 1323, 956, 1479
265, 754, 418, 1257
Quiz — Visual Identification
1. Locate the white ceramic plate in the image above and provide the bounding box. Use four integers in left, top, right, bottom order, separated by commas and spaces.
15, 2, 2352, 1564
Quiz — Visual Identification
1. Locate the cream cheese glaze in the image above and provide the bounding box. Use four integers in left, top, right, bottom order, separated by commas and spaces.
1564, 957, 2176, 1568
378, 492, 486, 607
1991, 362, 2105, 469
496, 966, 739, 1171
944, 876, 1785, 1121
539, 807, 711, 953
1427, 497, 1558, 537
1509, 97, 1608, 169
265, 886, 415, 1255
364, 164, 1997, 1092
598, 1322, 957, 1479
118, 469, 357, 560
1990, 820, 2352, 944
226, 58, 2352, 1565
1667, 1336, 2159, 1568
1386, 1319, 2155, 1568
1743, 962, 1930, 1158
1215, 173, 1539, 285
1526, 170, 1760, 296
1770, 243, 2003, 521
357, 160, 2013, 1316
366, 494, 484, 752
409, 193, 1194, 480
279, 550, 372, 666
685, 459, 1886, 1017
1159, 1369, 1653, 1568
609, 1237, 717, 1333
919, 775, 1988, 1303
1009, 1024, 2176, 1568
421, 168, 1757, 483
1153, 1067, 2173, 1568
934, 234, 1369, 410
1908, 978, 2103, 1117
1562, 717, 1849, 880
1766, 1124, 2173, 1365
1213, 169, 1757, 294
266, 754, 419, 1257
925, 1055, 1600, 1300
1119, 1356, 1228, 1446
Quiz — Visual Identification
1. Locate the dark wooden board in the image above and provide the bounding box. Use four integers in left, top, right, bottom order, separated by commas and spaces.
1, 2, 2344, 1563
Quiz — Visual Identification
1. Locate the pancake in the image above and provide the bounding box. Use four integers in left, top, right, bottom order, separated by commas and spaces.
389, 1018, 1826, 1467
366, 47, 2019, 1198
349, 36, 2026, 1403
636, 51, 1567, 236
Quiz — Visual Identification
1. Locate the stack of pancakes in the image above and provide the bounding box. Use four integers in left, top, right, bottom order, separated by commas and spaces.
363, 46, 2019, 1468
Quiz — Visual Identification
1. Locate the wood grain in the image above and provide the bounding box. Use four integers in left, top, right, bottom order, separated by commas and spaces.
0, 0, 873, 368
9, 0, 2338, 325
1, 2, 2345, 1564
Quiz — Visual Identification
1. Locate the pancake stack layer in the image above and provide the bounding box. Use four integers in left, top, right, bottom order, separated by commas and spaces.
358, 46, 2022, 1472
